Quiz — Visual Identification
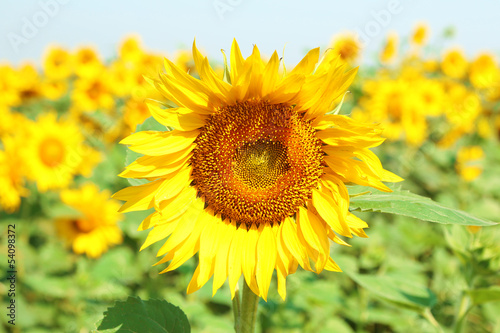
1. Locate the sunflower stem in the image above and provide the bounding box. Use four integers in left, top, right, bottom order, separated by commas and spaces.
238, 281, 260, 333
232, 284, 241, 332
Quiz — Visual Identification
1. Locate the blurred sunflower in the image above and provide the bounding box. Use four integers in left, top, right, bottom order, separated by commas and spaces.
330, 32, 361, 64
455, 146, 484, 182
43, 46, 73, 80
441, 48, 468, 79
438, 83, 481, 148
17, 64, 42, 102
56, 183, 123, 258
74, 46, 103, 78
380, 33, 398, 64
0, 65, 21, 107
115, 40, 402, 300
23, 112, 100, 192
72, 74, 115, 112
411, 23, 429, 47
0, 137, 28, 213
469, 53, 500, 89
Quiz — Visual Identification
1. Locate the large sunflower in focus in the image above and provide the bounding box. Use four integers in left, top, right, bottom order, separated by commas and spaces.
115, 40, 402, 300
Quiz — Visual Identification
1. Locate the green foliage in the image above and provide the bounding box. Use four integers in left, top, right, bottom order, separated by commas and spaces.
96, 296, 190, 333
349, 185, 497, 226
346, 272, 437, 313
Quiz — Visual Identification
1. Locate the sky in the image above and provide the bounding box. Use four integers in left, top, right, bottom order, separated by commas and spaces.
1, 0, 500, 66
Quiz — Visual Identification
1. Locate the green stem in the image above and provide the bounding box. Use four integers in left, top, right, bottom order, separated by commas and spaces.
238, 281, 260, 333
232, 285, 241, 333
454, 292, 472, 333
422, 308, 443, 333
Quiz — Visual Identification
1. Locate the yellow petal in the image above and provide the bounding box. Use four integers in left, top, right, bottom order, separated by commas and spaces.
228, 225, 246, 299
297, 207, 330, 273
290, 47, 320, 76
230, 38, 245, 85
242, 223, 260, 296
147, 101, 208, 131
280, 217, 312, 271
198, 213, 222, 282
212, 220, 237, 296
256, 224, 277, 301
113, 179, 163, 213
156, 197, 204, 256
311, 189, 351, 237
122, 130, 199, 156
157, 186, 197, 222
154, 166, 192, 206
140, 218, 180, 251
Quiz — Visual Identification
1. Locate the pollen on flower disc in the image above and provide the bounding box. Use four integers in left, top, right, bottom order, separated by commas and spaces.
191, 100, 324, 226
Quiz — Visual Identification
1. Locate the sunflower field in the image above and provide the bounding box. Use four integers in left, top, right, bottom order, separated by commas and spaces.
1, 24, 500, 333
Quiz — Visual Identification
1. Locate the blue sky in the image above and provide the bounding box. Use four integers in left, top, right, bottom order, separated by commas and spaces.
1, 0, 499, 66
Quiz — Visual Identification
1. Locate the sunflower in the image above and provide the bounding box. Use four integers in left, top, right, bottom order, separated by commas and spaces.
411, 23, 429, 47
455, 146, 484, 182
43, 46, 73, 80
469, 53, 500, 89
74, 47, 103, 78
330, 32, 361, 64
23, 112, 100, 192
380, 33, 398, 64
115, 40, 402, 300
441, 48, 468, 79
56, 183, 123, 258
72, 74, 115, 112
0, 136, 28, 213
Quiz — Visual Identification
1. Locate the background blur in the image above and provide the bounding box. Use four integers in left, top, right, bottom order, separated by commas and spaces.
1, 1, 500, 333
2, 0, 500, 66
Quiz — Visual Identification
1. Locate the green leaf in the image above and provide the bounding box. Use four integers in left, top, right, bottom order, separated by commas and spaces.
347, 273, 437, 313
135, 116, 170, 133
349, 185, 497, 226
96, 296, 190, 333
467, 287, 500, 305
220, 49, 232, 84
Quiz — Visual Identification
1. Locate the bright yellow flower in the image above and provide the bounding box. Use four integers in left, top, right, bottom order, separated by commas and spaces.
455, 146, 484, 182
119, 36, 144, 64
74, 47, 103, 78
56, 183, 123, 258
469, 53, 500, 89
441, 49, 468, 79
41, 79, 68, 100
115, 40, 402, 300
0, 137, 28, 213
23, 112, 100, 192
0, 65, 21, 107
414, 79, 445, 117
108, 59, 135, 97
0, 107, 28, 138
353, 77, 429, 146
17, 63, 42, 102
123, 98, 151, 132
438, 83, 482, 148
72, 74, 115, 112
43, 46, 73, 80
411, 23, 429, 46
380, 33, 398, 64
330, 32, 361, 63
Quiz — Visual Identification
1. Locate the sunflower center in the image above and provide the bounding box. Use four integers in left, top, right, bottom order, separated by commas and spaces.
233, 139, 290, 189
191, 100, 323, 226
73, 218, 96, 233
39, 137, 65, 167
